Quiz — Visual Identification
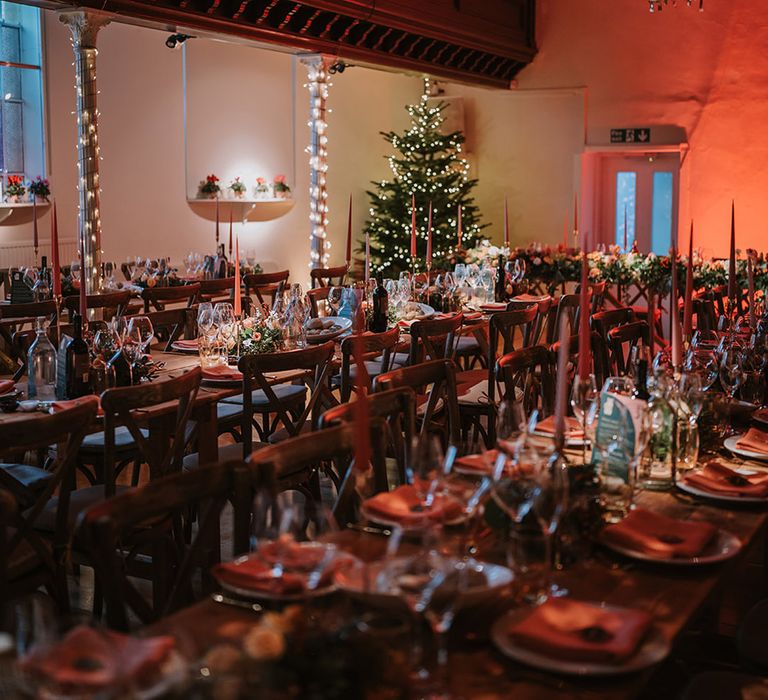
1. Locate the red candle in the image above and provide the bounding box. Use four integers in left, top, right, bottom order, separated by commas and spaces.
623, 205, 628, 252
410, 194, 417, 259
573, 193, 579, 246
228, 210, 233, 258
748, 251, 756, 331
79, 235, 87, 319
728, 200, 736, 310
345, 194, 352, 266
365, 233, 370, 287
353, 323, 370, 472
32, 195, 38, 254
683, 222, 695, 340
426, 201, 433, 269
234, 237, 241, 317
51, 201, 61, 298
671, 247, 682, 368
563, 214, 568, 250
215, 196, 220, 246
554, 314, 570, 444
647, 290, 655, 359
504, 197, 510, 248
578, 251, 592, 380
457, 204, 462, 249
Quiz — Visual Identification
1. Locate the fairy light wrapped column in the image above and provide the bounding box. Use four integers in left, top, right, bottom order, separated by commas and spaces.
60, 10, 110, 295
301, 55, 333, 269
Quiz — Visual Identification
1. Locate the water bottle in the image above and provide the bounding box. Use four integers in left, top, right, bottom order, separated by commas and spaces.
27, 317, 57, 400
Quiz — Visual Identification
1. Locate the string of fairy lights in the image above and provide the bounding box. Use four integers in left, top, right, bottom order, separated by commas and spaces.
303, 56, 332, 269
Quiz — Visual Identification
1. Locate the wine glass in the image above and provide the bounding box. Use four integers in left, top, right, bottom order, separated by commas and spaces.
128, 316, 154, 356
197, 302, 214, 335
719, 345, 744, 414
214, 303, 236, 358
570, 374, 598, 464
407, 434, 445, 513
120, 327, 142, 385
327, 286, 344, 316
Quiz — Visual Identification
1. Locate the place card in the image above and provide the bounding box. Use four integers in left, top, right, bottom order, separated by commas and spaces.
590, 391, 645, 483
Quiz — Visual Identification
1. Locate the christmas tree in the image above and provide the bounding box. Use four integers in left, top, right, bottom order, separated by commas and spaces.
365, 80, 486, 276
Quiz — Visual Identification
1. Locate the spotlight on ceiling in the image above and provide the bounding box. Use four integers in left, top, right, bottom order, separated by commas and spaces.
165, 33, 192, 49
328, 60, 349, 74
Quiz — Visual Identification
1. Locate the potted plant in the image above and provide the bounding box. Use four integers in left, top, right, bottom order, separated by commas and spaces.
272, 175, 291, 199
229, 177, 247, 199
198, 174, 221, 199
4, 175, 26, 203
28, 176, 51, 202
254, 177, 270, 199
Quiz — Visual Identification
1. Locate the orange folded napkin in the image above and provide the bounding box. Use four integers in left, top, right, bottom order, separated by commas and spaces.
363, 484, 463, 526
0, 379, 15, 395
19, 625, 175, 695
202, 365, 243, 381
736, 428, 768, 455
51, 396, 103, 418
513, 294, 549, 303
536, 415, 585, 439
212, 542, 335, 594
754, 408, 768, 424
462, 311, 483, 321
479, 302, 507, 312
602, 508, 718, 559
172, 338, 198, 350
454, 450, 500, 473
685, 461, 768, 498
506, 598, 652, 663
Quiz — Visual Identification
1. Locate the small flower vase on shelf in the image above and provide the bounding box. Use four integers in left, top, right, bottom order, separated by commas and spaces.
272, 175, 291, 200
254, 178, 270, 200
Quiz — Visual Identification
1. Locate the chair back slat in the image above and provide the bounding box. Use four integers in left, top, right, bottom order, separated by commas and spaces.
409, 313, 463, 364
496, 345, 554, 419
141, 283, 200, 312
592, 307, 635, 342
244, 271, 290, 310
63, 290, 132, 319
338, 327, 400, 402
309, 265, 347, 288
507, 295, 553, 346
607, 320, 649, 376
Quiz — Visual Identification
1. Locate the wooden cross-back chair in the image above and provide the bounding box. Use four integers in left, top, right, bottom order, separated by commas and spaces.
548, 331, 609, 392
63, 290, 133, 321
607, 320, 650, 376
238, 341, 336, 451
456, 304, 539, 447
335, 327, 401, 402
320, 387, 417, 489
247, 420, 388, 529
496, 345, 555, 420
78, 461, 255, 631
575, 280, 607, 314
545, 292, 587, 344
692, 295, 717, 332
310, 265, 347, 288
306, 286, 331, 318
244, 270, 290, 310
140, 283, 200, 312
507, 295, 553, 346
198, 277, 235, 305
408, 313, 464, 365
0, 398, 99, 609
0, 299, 58, 380
374, 358, 461, 447
592, 307, 635, 342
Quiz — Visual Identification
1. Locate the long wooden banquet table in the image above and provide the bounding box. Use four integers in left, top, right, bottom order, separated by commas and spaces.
150, 484, 766, 698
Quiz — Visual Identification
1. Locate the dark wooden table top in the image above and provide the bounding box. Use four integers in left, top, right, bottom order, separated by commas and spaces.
150, 485, 767, 699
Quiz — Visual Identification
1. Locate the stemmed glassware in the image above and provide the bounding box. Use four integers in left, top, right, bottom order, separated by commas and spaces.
719, 342, 744, 434
407, 434, 445, 513
570, 374, 598, 464
213, 303, 236, 359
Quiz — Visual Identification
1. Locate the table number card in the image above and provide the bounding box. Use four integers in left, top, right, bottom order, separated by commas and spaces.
590, 392, 644, 484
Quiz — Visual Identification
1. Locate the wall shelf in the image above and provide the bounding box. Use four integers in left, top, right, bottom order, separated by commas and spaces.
0, 201, 51, 225
187, 198, 295, 223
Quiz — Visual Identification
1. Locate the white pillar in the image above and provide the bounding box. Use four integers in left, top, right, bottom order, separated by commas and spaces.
301, 55, 332, 270
60, 10, 110, 294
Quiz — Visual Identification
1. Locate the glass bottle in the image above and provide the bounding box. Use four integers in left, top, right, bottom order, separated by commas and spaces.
638, 373, 675, 490
27, 317, 57, 401
370, 274, 389, 332
66, 313, 91, 399
495, 255, 507, 302
32, 255, 50, 302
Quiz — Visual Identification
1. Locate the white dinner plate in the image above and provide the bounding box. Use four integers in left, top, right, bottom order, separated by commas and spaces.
752, 408, 768, 427
676, 478, 768, 505
334, 557, 513, 610
530, 431, 590, 448
360, 499, 467, 530
170, 340, 199, 354
599, 528, 742, 566
304, 316, 352, 344
491, 608, 670, 677
724, 435, 768, 462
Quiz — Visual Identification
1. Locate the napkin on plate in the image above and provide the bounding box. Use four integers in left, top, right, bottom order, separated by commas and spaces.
736, 428, 768, 455
454, 450, 500, 473
506, 598, 652, 663
51, 396, 103, 418
202, 365, 243, 381
479, 302, 507, 312
535, 415, 585, 439
172, 338, 199, 350
363, 484, 463, 526
513, 293, 550, 303
0, 379, 15, 395
601, 508, 718, 559
685, 461, 768, 498
462, 311, 483, 321
18, 625, 175, 694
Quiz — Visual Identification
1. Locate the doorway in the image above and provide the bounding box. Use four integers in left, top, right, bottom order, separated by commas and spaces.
597, 152, 680, 254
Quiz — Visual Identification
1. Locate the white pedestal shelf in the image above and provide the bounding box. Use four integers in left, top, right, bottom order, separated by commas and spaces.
0, 201, 51, 225
187, 198, 295, 223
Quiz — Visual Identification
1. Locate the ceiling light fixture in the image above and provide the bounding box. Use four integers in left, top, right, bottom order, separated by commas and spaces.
165, 33, 193, 49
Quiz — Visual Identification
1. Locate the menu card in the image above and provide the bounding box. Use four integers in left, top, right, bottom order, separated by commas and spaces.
590, 391, 645, 484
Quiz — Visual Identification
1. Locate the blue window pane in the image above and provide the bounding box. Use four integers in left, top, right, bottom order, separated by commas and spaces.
651, 172, 673, 255
615, 172, 636, 250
